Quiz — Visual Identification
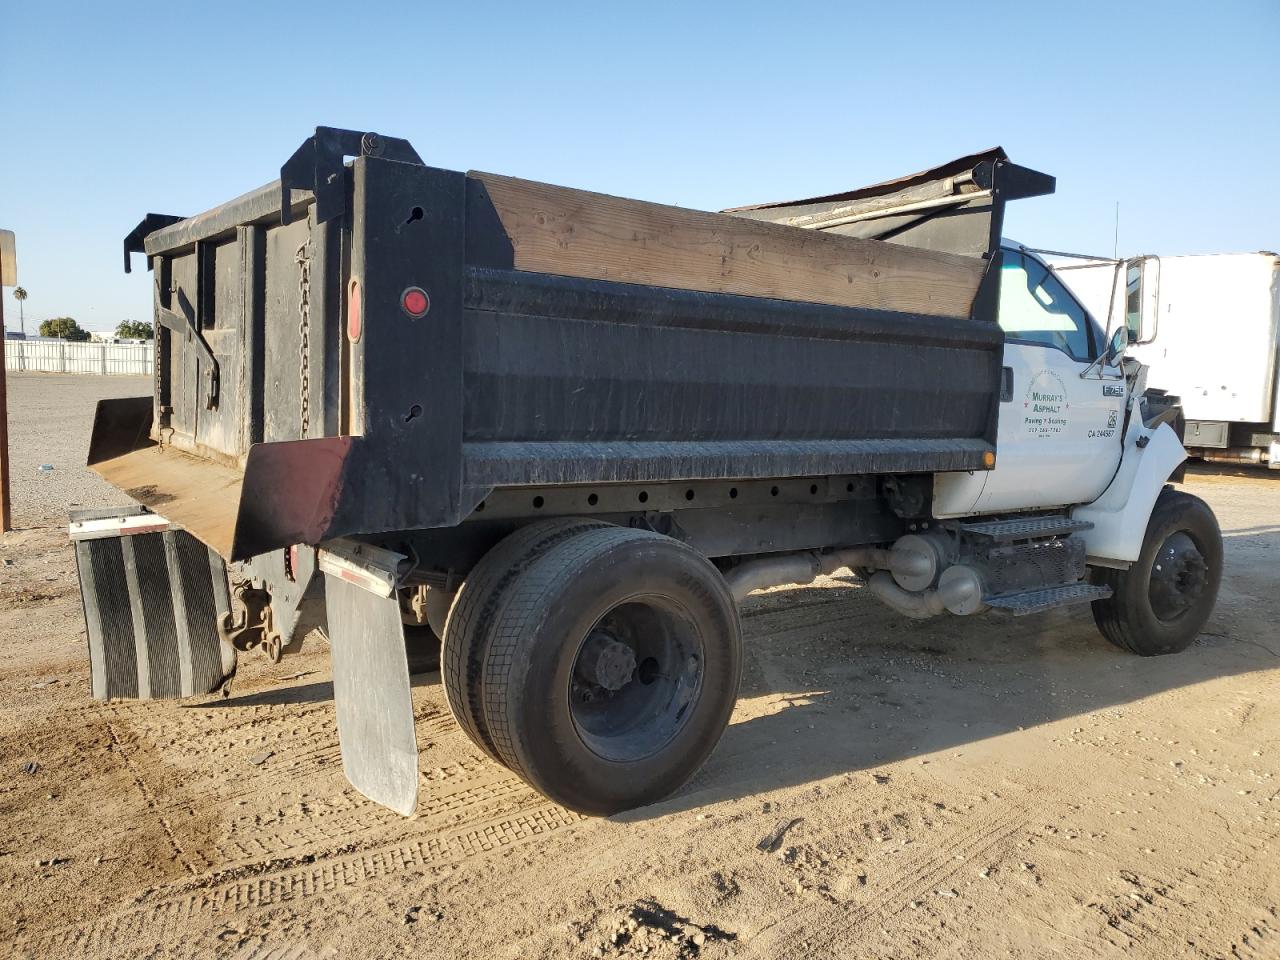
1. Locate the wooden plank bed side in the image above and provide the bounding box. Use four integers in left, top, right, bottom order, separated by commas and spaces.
469, 171, 987, 319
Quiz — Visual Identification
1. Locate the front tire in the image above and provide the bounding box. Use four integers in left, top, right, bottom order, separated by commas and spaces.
479, 526, 742, 815
1091, 488, 1222, 656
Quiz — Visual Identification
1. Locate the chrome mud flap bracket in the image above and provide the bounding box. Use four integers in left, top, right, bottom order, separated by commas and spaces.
318, 540, 418, 816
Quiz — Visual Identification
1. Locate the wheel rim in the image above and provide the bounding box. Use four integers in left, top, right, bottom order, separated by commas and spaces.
1148, 530, 1208, 621
568, 597, 705, 763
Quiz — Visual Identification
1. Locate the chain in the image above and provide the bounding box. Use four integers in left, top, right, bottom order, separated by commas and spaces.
295, 242, 311, 436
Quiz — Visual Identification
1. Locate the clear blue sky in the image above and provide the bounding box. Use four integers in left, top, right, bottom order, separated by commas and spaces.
2, 0, 1276, 333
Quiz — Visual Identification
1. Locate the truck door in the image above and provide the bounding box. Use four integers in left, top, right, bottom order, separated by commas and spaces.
972, 247, 1126, 513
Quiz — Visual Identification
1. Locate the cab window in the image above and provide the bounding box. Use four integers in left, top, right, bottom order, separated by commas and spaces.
998, 249, 1096, 362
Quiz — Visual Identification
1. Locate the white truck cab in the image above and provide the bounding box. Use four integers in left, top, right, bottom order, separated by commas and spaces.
937, 243, 1128, 516
921, 242, 1218, 657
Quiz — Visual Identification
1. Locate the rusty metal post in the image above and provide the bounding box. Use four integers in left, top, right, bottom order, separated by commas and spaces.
0, 291, 10, 531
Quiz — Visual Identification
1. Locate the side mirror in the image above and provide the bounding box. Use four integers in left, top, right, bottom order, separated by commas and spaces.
1106, 325, 1129, 364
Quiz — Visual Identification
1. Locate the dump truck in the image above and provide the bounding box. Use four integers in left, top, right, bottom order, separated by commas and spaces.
1052, 251, 1280, 467
71, 128, 1222, 818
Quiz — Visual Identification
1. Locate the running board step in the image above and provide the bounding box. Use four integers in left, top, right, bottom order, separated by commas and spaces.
958, 515, 1093, 543
985, 582, 1112, 616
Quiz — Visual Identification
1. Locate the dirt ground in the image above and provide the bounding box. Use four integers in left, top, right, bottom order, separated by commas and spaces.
1, 372, 1278, 960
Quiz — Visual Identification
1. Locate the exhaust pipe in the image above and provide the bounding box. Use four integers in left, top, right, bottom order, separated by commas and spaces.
724, 541, 986, 620
1199, 446, 1267, 465
865, 567, 985, 620
866, 572, 948, 619
724, 546, 930, 602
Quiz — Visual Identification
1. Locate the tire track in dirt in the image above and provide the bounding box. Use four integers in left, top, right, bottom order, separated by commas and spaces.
202, 764, 541, 870
17, 799, 585, 959
1087, 821, 1280, 956
42, 707, 354, 870
142, 707, 537, 872
15, 674, 555, 949
228, 942, 337, 960
105, 721, 207, 876
746, 802, 1032, 958
17, 667, 539, 927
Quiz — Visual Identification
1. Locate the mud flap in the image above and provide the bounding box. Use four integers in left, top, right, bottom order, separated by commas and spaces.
70, 506, 236, 699
319, 541, 418, 816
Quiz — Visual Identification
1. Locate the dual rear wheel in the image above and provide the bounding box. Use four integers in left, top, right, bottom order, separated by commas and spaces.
441, 521, 742, 815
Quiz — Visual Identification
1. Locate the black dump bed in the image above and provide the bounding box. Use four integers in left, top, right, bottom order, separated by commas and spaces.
93, 128, 1053, 561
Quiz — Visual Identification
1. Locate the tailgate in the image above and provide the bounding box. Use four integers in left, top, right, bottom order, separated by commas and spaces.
123, 129, 424, 463
141, 188, 334, 460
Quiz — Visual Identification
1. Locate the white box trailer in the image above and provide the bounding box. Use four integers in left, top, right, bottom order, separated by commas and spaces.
1052, 251, 1280, 467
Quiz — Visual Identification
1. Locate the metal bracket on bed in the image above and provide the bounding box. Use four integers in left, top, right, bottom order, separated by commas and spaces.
317, 540, 419, 816
122, 213, 185, 274
279, 126, 424, 227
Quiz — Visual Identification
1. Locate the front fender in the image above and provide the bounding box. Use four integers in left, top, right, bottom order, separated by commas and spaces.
1073, 421, 1186, 564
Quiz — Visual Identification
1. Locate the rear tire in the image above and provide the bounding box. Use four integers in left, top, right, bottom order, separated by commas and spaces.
1091, 488, 1222, 656
479, 526, 742, 815
441, 519, 611, 763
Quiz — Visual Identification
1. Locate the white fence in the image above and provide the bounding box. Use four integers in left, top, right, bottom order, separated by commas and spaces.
4, 339, 154, 376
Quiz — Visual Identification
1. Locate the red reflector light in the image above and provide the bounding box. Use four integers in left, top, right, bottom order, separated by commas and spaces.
401, 286, 430, 318
347, 278, 362, 343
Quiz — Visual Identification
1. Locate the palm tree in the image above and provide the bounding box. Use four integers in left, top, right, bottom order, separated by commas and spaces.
12, 286, 27, 337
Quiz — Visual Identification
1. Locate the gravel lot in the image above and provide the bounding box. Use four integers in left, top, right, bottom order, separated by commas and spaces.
2, 373, 149, 525
1, 373, 1277, 960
